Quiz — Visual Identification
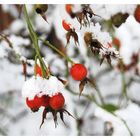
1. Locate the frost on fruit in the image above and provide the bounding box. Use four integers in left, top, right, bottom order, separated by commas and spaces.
21, 76, 64, 99
22, 75, 74, 128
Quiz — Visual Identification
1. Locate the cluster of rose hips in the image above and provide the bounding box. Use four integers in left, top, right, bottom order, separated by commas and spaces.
26, 93, 64, 113
25, 64, 73, 128
26, 63, 88, 110
25, 62, 89, 128
26, 93, 66, 128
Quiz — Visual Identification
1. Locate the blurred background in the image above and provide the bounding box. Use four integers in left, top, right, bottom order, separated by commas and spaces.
0, 4, 140, 136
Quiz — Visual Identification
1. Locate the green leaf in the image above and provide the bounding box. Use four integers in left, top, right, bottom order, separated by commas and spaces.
102, 104, 119, 112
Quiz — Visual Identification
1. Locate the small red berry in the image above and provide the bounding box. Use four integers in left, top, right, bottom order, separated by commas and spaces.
62, 20, 71, 31
41, 95, 50, 107
113, 37, 121, 48
134, 5, 140, 23
49, 93, 65, 110
26, 95, 42, 112
35, 64, 42, 77
107, 42, 112, 48
35, 64, 50, 77
70, 63, 88, 81
65, 4, 73, 14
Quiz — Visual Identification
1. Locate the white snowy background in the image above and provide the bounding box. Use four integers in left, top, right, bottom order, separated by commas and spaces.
0, 4, 140, 136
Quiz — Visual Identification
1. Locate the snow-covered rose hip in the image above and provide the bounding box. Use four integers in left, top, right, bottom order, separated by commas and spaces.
26, 95, 42, 112
26, 95, 50, 110
70, 63, 88, 81
49, 93, 65, 110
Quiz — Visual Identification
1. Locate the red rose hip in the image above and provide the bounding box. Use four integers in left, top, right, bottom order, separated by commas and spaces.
26, 95, 42, 112
113, 37, 121, 48
49, 93, 65, 110
65, 4, 73, 14
62, 20, 71, 31
70, 63, 87, 81
35, 64, 50, 77
134, 5, 140, 23
41, 95, 50, 107
35, 64, 42, 77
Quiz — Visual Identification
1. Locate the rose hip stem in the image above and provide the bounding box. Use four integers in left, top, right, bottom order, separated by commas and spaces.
39, 38, 74, 65
23, 5, 50, 78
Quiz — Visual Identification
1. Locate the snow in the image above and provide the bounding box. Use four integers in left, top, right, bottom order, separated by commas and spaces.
92, 5, 137, 20
1, 5, 19, 18
0, 45, 7, 58
9, 35, 30, 55
0, 34, 31, 58
80, 23, 112, 47
1, 4, 140, 136
21, 75, 65, 99
10, 19, 25, 34
0, 59, 24, 94
116, 15, 140, 64
95, 102, 140, 135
